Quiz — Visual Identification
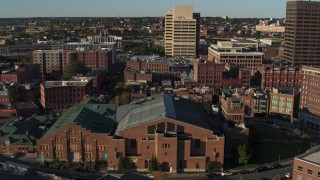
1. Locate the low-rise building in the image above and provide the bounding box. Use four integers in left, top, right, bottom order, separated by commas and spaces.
0, 115, 48, 155
269, 88, 300, 123
0, 64, 40, 83
293, 145, 320, 180
220, 90, 245, 124
40, 77, 93, 112
193, 59, 224, 88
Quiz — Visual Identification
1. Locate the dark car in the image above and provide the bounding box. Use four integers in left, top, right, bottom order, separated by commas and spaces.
255, 166, 268, 173
238, 170, 250, 174
270, 163, 282, 169
206, 172, 220, 178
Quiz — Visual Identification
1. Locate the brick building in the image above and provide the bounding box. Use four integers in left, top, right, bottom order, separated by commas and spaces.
36, 102, 124, 169
0, 64, 40, 83
220, 90, 245, 124
116, 94, 224, 172
40, 77, 93, 112
269, 88, 300, 123
37, 94, 225, 173
0, 115, 47, 155
63, 49, 113, 72
293, 145, 320, 180
32, 50, 63, 75
193, 59, 224, 88
258, 64, 301, 90
299, 66, 320, 131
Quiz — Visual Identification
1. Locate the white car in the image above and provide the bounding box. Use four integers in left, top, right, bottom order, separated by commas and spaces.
285, 173, 292, 178
271, 124, 280, 129
221, 171, 232, 176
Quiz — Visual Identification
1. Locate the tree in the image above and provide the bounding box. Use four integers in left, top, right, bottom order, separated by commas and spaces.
63, 60, 88, 80
237, 144, 252, 167
148, 155, 158, 172
7, 86, 21, 103
117, 152, 127, 173
250, 71, 262, 87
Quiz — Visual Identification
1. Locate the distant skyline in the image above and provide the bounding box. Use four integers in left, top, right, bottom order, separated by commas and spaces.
1, 0, 287, 18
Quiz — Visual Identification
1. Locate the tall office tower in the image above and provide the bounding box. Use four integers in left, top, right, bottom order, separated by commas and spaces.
165, 6, 200, 57
282, 1, 320, 66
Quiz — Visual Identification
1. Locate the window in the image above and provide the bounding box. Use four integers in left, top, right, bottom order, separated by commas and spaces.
157, 122, 165, 132
298, 165, 303, 171
145, 160, 149, 168
308, 168, 313, 175
297, 175, 302, 180
167, 122, 175, 131
195, 139, 201, 148
147, 125, 156, 134
177, 125, 184, 134
130, 139, 137, 148
318, 171, 320, 178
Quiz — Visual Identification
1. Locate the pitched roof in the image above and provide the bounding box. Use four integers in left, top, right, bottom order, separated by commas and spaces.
115, 94, 215, 134
0, 115, 47, 146
44, 102, 117, 136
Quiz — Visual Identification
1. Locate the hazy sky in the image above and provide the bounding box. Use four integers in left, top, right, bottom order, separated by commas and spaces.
0, 0, 286, 18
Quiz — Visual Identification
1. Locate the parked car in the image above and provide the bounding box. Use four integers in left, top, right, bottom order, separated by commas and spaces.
271, 124, 280, 129
255, 166, 268, 173
206, 172, 220, 178
221, 171, 232, 176
285, 173, 292, 178
270, 163, 282, 169
238, 170, 250, 174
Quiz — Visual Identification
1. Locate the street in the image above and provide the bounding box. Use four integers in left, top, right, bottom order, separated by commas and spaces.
168, 165, 293, 180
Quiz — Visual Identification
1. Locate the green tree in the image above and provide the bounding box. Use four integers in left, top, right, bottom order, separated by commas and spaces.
148, 155, 158, 172
237, 144, 252, 167
117, 152, 127, 173
250, 71, 262, 87
63, 60, 88, 80
7, 86, 21, 103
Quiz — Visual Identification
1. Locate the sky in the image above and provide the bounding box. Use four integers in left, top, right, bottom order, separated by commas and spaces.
0, 0, 286, 18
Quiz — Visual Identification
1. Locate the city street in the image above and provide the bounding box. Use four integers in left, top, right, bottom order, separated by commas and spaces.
168, 165, 293, 180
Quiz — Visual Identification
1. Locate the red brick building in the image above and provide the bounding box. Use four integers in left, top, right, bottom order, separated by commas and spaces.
40, 77, 93, 112
258, 64, 301, 90
293, 145, 320, 180
0, 64, 40, 83
193, 59, 224, 88
220, 90, 245, 124
37, 94, 225, 173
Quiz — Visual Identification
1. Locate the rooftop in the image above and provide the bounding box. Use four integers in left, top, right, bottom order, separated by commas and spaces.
0, 115, 48, 146
44, 77, 93, 88
296, 145, 320, 166
44, 101, 117, 136
116, 94, 220, 135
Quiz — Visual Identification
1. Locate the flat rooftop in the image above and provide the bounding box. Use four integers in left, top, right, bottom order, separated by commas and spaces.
44, 78, 92, 88
296, 145, 320, 166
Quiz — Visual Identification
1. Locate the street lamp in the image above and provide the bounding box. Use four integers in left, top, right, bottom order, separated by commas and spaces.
278, 154, 281, 163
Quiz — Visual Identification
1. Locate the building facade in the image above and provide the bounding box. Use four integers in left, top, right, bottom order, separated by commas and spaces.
299, 66, 320, 131
40, 77, 93, 112
293, 145, 320, 180
220, 90, 245, 124
193, 59, 224, 88
0, 64, 40, 83
208, 41, 263, 74
258, 64, 301, 90
165, 6, 200, 57
282, 1, 320, 66
32, 50, 63, 75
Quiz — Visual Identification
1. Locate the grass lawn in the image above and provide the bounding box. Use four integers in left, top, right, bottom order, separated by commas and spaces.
252, 141, 310, 164
250, 126, 296, 140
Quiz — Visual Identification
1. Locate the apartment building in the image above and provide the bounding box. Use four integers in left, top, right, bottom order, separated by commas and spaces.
282, 1, 320, 66
165, 6, 200, 57
32, 50, 63, 75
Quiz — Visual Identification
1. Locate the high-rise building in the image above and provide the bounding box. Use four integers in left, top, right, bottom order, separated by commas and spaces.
282, 1, 320, 66
299, 66, 320, 131
165, 6, 200, 57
